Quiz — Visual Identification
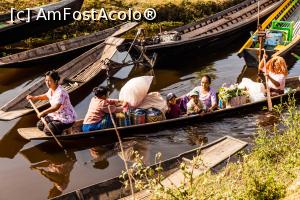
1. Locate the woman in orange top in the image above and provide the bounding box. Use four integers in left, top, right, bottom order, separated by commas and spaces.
258, 55, 288, 96
82, 86, 128, 132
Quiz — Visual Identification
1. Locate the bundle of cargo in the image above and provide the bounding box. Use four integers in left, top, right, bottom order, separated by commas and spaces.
218, 84, 249, 108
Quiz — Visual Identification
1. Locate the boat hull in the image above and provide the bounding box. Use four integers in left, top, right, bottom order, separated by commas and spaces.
0, 0, 84, 46
17, 76, 300, 142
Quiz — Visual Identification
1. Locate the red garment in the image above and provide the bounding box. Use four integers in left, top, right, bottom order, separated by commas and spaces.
83, 97, 122, 124
166, 104, 181, 119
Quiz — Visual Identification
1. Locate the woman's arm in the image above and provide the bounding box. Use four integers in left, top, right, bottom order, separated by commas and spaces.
38, 104, 61, 118
209, 90, 218, 111
27, 93, 48, 101
267, 74, 280, 87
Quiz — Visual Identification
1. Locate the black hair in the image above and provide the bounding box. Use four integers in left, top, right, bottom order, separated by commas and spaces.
93, 86, 108, 97
202, 75, 211, 84
45, 70, 60, 83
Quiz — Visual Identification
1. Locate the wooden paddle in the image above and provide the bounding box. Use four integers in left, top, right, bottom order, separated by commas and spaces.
28, 99, 65, 149
107, 105, 135, 199
262, 50, 273, 111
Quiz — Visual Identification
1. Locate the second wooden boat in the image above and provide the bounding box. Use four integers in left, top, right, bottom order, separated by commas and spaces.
0, 37, 125, 121
238, 0, 300, 67
0, 22, 138, 68
0, 0, 84, 46
131, 0, 283, 64
18, 76, 300, 142
50, 136, 247, 200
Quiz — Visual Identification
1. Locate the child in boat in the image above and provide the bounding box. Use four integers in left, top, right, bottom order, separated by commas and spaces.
26, 70, 77, 135
190, 75, 217, 112
165, 93, 181, 119
258, 55, 288, 96
187, 90, 205, 115
82, 86, 128, 132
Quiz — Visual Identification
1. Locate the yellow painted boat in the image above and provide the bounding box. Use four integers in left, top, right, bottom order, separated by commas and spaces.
238, 0, 300, 67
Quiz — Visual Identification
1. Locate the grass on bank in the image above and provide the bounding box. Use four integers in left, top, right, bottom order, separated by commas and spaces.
122, 96, 300, 200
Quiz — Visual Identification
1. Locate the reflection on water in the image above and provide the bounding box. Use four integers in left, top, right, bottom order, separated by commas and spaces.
0, 35, 300, 199
21, 148, 76, 198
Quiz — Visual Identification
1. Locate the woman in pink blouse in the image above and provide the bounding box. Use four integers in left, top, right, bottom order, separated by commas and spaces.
82, 86, 128, 132
258, 55, 288, 96
27, 71, 77, 135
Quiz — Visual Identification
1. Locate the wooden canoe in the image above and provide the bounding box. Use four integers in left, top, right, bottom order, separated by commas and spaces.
50, 136, 247, 200
18, 76, 300, 142
0, 22, 138, 68
132, 0, 283, 62
238, 0, 300, 67
0, 0, 84, 46
0, 36, 125, 121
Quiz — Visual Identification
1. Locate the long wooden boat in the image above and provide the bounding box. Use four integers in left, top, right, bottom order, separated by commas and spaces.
50, 136, 247, 200
0, 36, 125, 121
238, 0, 300, 67
131, 0, 283, 64
18, 76, 300, 142
0, 22, 138, 68
0, 0, 84, 46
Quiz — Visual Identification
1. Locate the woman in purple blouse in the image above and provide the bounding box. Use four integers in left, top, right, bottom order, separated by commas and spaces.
190, 75, 217, 112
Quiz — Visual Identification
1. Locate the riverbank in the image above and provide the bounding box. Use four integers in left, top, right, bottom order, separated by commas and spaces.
143, 98, 300, 199
0, 0, 243, 50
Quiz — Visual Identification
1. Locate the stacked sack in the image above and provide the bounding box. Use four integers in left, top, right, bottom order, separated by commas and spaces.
119, 76, 167, 126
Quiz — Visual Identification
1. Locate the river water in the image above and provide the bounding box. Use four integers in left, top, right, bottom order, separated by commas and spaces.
0, 36, 300, 199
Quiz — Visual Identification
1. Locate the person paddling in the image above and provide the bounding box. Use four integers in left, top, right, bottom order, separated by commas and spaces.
258, 55, 288, 96
26, 70, 77, 135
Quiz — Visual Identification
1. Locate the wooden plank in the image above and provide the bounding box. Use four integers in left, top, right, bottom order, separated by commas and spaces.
111, 22, 138, 37
0, 109, 33, 121
121, 136, 247, 200
18, 127, 47, 140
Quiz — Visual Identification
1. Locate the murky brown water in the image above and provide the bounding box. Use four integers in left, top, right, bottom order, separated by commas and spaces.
0, 35, 300, 199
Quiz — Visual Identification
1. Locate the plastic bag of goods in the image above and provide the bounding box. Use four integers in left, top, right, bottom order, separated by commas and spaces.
238, 78, 265, 102
119, 76, 153, 108
138, 92, 168, 113
146, 107, 164, 123
115, 112, 131, 127
130, 108, 146, 125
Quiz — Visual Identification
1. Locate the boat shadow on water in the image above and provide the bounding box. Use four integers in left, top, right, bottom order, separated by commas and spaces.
20, 138, 151, 198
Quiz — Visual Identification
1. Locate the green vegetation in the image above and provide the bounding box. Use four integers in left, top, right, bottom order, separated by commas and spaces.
122, 96, 300, 199
0, 0, 244, 49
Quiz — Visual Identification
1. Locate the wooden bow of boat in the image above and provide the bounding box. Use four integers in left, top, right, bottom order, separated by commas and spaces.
0, 37, 125, 121
0, 22, 138, 68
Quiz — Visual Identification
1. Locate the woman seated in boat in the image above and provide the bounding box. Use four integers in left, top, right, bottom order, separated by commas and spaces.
82, 86, 128, 132
258, 55, 288, 96
26, 70, 77, 135
165, 93, 181, 119
190, 75, 217, 112
187, 91, 205, 115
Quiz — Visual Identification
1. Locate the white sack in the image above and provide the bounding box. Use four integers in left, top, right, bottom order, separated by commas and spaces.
238, 78, 266, 102
119, 76, 153, 108
138, 92, 168, 113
